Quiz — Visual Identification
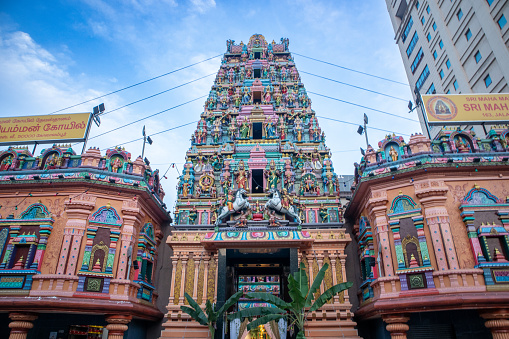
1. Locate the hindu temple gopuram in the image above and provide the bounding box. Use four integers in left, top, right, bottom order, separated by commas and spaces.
160, 34, 359, 339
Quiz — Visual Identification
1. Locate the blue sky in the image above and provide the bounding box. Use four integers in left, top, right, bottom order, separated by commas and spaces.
0, 0, 422, 208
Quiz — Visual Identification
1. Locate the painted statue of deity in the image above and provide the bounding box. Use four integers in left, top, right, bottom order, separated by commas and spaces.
388, 145, 399, 161
241, 87, 251, 105
455, 136, 470, 153
310, 149, 322, 170
264, 160, 280, 190
210, 151, 223, 171
188, 206, 198, 225
228, 116, 238, 140
319, 204, 329, 223
111, 156, 123, 173
221, 176, 232, 195
0, 155, 13, 171
265, 119, 277, 138
294, 149, 306, 170
324, 170, 336, 195
212, 118, 222, 144
278, 116, 287, 140
283, 159, 295, 192
195, 151, 207, 172
239, 119, 251, 139
235, 160, 249, 190
294, 116, 304, 142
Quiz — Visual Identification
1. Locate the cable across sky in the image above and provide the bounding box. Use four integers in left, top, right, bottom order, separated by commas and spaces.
48, 53, 222, 115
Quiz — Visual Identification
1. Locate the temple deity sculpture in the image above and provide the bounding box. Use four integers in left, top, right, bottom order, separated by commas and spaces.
319, 204, 329, 223
235, 160, 249, 190
264, 160, 280, 190
294, 116, 304, 142
239, 119, 251, 139
278, 116, 287, 140
210, 151, 223, 171
389, 146, 399, 162
188, 206, 198, 225
264, 118, 277, 138
0, 155, 13, 171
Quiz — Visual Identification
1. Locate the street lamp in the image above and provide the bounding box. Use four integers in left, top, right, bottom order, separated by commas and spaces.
141, 125, 153, 159
357, 113, 369, 148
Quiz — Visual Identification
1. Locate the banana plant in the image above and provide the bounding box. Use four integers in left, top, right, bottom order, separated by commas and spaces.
181, 290, 244, 338
229, 262, 352, 339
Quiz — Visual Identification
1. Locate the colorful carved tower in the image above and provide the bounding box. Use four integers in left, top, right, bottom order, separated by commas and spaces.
162, 35, 359, 339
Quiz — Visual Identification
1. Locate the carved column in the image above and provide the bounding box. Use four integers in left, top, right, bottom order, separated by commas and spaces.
57, 195, 96, 275
202, 253, 210, 306
179, 253, 188, 304
330, 252, 339, 303
415, 180, 459, 270
8, 313, 37, 339
193, 253, 200, 299
316, 251, 324, 294
105, 315, 131, 339
118, 200, 144, 279
169, 252, 179, 304
382, 314, 410, 339
367, 190, 393, 277
481, 309, 509, 339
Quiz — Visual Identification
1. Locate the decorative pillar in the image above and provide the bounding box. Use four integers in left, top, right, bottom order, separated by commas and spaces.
105, 315, 131, 339
330, 252, 339, 304
169, 253, 179, 304
367, 191, 393, 277
480, 309, 509, 339
8, 313, 38, 339
382, 314, 410, 339
179, 253, 188, 304
201, 253, 210, 306
118, 199, 144, 279
57, 194, 96, 275
193, 254, 200, 299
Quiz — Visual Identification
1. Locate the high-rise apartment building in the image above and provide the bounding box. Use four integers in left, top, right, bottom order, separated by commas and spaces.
385, 0, 509, 136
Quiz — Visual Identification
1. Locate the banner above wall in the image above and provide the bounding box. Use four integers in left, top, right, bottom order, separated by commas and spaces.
0, 113, 92, 146
422, 93, 509, 125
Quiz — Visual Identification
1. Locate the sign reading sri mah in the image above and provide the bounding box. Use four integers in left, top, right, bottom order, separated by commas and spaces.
0, 113, 92, 146
422, 93, 509, 125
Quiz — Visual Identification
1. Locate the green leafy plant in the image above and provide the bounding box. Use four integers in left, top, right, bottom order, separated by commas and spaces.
229, 262, 352, 339
181, 290, 244, 338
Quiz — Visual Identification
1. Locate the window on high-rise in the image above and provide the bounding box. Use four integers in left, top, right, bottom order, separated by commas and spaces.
486, 0, 494, 5
439, 69, 444, 79
485, 74, 492, 87
426, 5, 430, 14
446, 59, 451, 69
439, 40, 444, 49
411, 48, 424, 74
475, 51, 482, 63
416, 65, 430, 91
416, 1, 420, 9
402, 17, 414, 43
427, 32, 432, 42
447, 89, 451, 94
453, 80, 459, 90
433, 50, 438, 59
498, 15, 507, 29
426, 83, 436, 94
432, 22, 437, 31
457, 9, 463, 20
406, 32, 419, 57
421, 17, 425, 25
465, 29, 472, 41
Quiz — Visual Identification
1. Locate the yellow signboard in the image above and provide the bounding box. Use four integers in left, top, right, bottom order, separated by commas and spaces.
0, 113, 92, 146
422, 93, 509, 125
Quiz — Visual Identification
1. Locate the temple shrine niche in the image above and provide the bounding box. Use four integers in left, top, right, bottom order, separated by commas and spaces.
162, 35, 358, 339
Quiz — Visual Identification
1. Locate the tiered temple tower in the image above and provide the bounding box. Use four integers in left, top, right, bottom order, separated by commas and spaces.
161, 35, 360, 339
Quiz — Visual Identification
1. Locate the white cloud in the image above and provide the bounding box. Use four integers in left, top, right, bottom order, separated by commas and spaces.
190, 0, 216, 13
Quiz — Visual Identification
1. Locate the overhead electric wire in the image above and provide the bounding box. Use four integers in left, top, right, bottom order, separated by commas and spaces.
48, 53, 222, 115
293, 52, 410, 87
317, 115, 410, 136
102, 73, 214, 116
73, 95, 206, 146
102, 120, 198, 151
309, 91, 418, 122
300, 70, 408, 102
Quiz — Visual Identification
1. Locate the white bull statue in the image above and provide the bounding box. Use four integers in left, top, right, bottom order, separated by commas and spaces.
265, 189, 301, 225
215, 188, 250, 226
